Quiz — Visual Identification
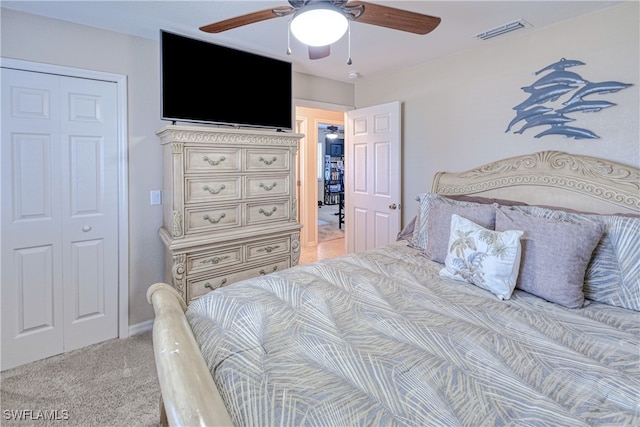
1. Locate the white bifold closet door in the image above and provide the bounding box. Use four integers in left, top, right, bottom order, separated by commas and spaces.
1, 68, 119, 370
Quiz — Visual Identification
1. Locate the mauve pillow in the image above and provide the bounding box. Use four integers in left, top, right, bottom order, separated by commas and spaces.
410, 193, 492, 250
423, 197, 496, 263
495, 207, 604, 309
509, 205, 640, 311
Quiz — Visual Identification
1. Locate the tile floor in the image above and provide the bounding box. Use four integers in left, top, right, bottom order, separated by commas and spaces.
299, 238, 345, 264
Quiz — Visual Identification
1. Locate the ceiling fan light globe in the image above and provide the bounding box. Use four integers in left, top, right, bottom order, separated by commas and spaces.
290, 7, 348, 47
326, 125, 340, 139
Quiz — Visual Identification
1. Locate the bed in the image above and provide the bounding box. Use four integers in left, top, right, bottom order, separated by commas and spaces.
147, 150, 639, 426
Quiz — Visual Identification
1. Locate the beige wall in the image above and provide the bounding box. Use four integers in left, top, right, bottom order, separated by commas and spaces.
1, 8, 355, 327
354, 2, 639, 225
294, 73, 355, 107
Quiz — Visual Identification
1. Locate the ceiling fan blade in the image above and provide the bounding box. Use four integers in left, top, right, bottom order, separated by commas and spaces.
200, 7, 293, 33
309, 45, 331, 60
348, 1, 441, 35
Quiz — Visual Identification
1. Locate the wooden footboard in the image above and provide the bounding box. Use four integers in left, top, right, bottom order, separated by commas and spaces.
147, 283, 233, 427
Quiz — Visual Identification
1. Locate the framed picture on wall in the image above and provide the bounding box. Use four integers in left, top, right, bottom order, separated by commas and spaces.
330, 143, 343, 156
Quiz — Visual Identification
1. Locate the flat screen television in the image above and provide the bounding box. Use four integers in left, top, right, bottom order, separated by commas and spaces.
160, 30, 293, 130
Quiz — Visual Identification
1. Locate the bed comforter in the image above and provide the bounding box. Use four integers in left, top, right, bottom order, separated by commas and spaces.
186, 242, 640, 426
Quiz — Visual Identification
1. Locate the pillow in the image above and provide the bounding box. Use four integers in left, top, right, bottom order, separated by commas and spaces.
495, 207, 604, 309
410, 192, 438, 249
397, 215, 416, 242
410, 193, 493, 250
423, 197, 496, 263
510, 205, 639, 311
440, 215, 523, 300
409, 193, 430, 249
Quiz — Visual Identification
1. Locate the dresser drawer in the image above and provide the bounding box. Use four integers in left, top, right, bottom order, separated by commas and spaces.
187, 245, 243, 276
246, 199, 290, 225
246, 237, 291, 261
185, 147, 241, 173
185, 204, 241, 235
185, 176, 241, 204
246, 149, 289, 171
188, 258, 291, 301
246, 174, 290, 198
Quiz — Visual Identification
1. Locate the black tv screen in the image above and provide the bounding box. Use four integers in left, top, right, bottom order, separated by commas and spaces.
161, 30, 293, 130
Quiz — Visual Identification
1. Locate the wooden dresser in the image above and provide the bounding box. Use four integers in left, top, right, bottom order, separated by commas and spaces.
157, 125, 303, 303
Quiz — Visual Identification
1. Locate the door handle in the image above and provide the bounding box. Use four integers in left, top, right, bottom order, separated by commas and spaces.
388, 203, 397, 210
82, 225, 92, 232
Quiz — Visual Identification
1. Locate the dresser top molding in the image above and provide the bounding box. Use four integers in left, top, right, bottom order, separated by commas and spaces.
156, 124, 304, 147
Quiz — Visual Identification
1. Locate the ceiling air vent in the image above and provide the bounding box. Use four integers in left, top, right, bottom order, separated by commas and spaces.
475, 19, 532, 41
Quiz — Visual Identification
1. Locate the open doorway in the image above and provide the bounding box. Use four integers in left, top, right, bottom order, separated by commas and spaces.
294, 105, 347, 263
317, 123, 345, 242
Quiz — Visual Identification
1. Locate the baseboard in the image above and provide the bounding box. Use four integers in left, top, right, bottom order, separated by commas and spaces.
128, 319, 154, 336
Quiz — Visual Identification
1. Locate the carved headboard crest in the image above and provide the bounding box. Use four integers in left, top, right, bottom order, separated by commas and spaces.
432, 151, 640, 212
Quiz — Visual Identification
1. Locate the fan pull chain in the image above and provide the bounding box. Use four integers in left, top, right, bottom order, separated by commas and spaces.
347, 21, 352, 65
286, 19, 292, 55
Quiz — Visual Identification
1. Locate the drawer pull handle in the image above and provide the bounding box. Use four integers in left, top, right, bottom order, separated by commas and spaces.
259, 182, 277, 191
258, 156, 277, 165
258, 207, 277, 217
259, 266, 278, 275
204, 278, 227, 290
202, 155, 226, 166
257, 245, 281, 254
203, 213, 226, 223
203, 184, 226, 195
200, 255, 230, 265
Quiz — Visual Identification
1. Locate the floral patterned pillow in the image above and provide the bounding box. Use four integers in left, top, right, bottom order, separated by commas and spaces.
440, 215, 524, 300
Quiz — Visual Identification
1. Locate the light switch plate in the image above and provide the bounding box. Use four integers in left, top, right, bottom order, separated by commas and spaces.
150, 190, 162, 206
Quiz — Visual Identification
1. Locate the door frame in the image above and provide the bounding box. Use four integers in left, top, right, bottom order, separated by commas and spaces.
294, 99, 352, 249
1, 57, 130, 339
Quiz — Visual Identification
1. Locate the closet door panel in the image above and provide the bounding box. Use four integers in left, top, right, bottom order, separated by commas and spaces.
61, 76, 119, 352
1, 69, 64, 369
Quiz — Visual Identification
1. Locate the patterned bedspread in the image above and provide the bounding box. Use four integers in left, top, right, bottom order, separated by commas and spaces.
187, 242, 640, 426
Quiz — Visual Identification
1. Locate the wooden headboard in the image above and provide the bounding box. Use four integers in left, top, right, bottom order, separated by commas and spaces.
432, 151, 640, 215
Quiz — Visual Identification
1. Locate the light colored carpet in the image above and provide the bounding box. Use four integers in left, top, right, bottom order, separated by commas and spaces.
318, 224, 344, 242
0, 332, 160, 426
318, 204, 344, 242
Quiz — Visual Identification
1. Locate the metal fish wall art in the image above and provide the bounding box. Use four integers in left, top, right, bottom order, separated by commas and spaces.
506, 58, 633, 139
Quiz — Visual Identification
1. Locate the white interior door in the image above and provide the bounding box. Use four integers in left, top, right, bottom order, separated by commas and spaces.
345, 101, 401, 253
1, 67, 119, 370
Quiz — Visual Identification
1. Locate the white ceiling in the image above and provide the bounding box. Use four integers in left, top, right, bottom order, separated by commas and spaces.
2, 1, 623, 83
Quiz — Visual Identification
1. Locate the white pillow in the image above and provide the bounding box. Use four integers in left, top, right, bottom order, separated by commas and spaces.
440, 214, 524, 300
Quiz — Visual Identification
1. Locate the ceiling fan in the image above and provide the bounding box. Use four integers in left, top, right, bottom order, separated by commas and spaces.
324, 125, 342, 139
199, 1, 441, 61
